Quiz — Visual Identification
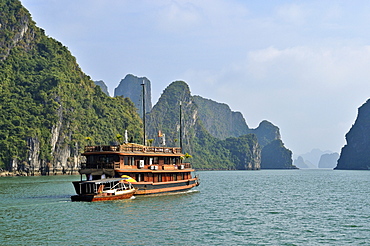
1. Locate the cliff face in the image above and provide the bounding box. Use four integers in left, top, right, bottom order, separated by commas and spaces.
94, 80, 110, 96
0, 1, 34, 61
336, 99, 370, 170
114, 74, 152, 118
146, 81, 261, 170
261, 140, 295, 169
249, 120, 281, 147
189, 95, 292, 169
144, 81, 294, 169
0, 1, 142, 174
146, 81, 195, 147
192, 96, 249, 139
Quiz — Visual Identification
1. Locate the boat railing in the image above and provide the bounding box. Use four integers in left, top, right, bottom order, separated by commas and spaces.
84, 146, 120, 152
81, 161, 192, 170
182, 163, 191, 169
84, 145, 182, 154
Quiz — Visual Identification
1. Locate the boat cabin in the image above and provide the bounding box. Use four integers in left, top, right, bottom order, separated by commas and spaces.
79, 143, 194, 182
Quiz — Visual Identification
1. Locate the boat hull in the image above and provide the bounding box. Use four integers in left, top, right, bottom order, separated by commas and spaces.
133, 178, 199, 195
71, 189, 136, 202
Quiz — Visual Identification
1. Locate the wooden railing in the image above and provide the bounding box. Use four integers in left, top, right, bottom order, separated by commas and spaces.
84, 145, 182, 154
80, 162, 192, 170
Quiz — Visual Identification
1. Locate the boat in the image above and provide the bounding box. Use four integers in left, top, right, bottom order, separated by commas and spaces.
71, 178, 136, 202
73, 143, 199, 196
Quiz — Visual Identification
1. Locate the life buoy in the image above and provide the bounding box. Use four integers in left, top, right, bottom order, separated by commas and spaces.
143, 147, 146, 152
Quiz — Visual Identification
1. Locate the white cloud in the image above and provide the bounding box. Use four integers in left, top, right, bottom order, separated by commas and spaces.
180, 44, 370, 154
156, 1, 202, 32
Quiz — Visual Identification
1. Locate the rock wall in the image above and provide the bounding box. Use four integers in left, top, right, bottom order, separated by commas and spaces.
114, 74, 152, 118
336, 99, 370, 170
94, 80, 110, 96
192, 96, 249, 139
1, 1, 143, 174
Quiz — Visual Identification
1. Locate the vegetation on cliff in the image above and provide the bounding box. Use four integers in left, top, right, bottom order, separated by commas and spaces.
191, 94, 294, 169
1, 1, 294, 172
192, 96, 249, 139
146, 81, 261, 170
260, 140, 295, 169
0, 0, 142, 172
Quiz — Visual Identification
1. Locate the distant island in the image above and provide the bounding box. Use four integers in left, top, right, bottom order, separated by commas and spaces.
294, 149, 339, 169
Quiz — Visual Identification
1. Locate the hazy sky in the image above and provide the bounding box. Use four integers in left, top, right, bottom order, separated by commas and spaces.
21, 0, 370, 156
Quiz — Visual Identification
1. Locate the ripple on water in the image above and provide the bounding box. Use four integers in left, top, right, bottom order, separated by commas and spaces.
0, 170, 370, 245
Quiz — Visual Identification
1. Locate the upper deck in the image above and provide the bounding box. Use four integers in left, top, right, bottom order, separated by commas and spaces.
83, 144, 183, 156
80, 143, 192, 173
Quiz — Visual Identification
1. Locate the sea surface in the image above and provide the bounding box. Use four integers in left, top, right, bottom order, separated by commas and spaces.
0, 170, 369, 245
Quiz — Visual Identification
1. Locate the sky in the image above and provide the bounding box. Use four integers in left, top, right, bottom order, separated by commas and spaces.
20, 0, 370, 157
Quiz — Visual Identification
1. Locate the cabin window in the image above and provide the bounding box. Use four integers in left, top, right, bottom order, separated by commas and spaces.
173, 174, 177, 181
158, 174, 162, 182
149, 158, 153, 165
164, 157, 169, 164
153, 157, 159, 164
87, 155, 119, 167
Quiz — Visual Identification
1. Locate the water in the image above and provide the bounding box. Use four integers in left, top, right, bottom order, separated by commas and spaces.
0, 170, 369, 245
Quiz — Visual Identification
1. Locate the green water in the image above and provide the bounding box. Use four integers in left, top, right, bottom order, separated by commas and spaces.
0, 170, 369, 245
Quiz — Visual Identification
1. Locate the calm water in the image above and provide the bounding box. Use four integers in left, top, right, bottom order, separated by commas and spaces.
0, 170, 369, 245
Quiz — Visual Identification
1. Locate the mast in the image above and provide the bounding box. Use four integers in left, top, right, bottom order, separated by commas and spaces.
141, 80, 146, 146
179, 101, 182, 152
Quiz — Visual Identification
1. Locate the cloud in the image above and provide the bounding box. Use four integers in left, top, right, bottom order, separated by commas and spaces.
246, 45, 370, 90
180, 44, 370, 153
156, 1, 202, 32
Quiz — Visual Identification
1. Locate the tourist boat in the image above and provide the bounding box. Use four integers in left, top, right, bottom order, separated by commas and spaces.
73, 143, 200, 196
71, 177, 136, 202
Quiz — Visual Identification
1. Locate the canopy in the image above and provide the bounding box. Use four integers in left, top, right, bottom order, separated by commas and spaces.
121, 175, 137, 183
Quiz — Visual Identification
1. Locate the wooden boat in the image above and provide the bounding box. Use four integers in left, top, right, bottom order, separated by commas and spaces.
71, 178, 136, 202
74, 143, 199, 196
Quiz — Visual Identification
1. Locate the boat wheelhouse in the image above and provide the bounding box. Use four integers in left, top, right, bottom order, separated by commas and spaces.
74, 143, 199, 196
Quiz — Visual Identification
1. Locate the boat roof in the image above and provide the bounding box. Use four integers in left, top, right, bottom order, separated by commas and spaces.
81, 178, 124, 184
83, 144, 183, 157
